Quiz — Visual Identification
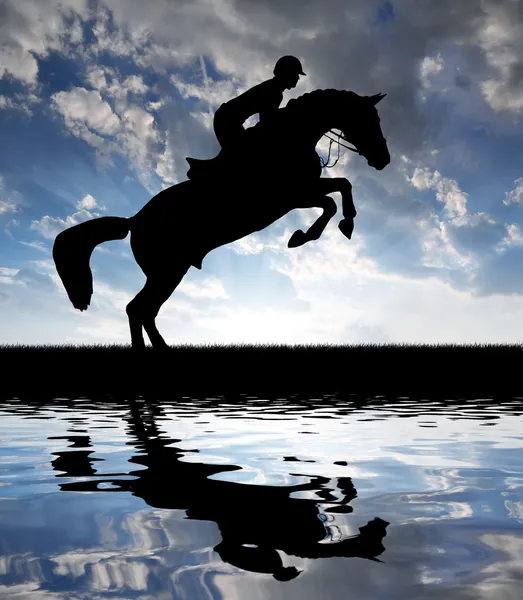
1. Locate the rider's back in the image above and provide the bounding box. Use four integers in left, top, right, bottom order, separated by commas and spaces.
218, 78, 283, 124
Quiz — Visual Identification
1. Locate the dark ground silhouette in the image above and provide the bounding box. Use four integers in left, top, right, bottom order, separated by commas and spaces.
50, 399, 389, 581
52, 71, 390, 350
2, 344, 523, 396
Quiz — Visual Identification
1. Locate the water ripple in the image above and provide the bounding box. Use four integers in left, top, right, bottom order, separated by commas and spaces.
0, 395, 522, 599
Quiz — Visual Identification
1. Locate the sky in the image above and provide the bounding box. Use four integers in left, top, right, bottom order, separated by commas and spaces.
1, 0, 523, 345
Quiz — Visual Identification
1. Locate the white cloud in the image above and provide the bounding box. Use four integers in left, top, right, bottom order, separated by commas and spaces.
505, 223, 523, 247
51, 87, 121, 136
417, 214, 472, 272
228, 235, 270, 256
0, 267, 19, 277
154, 138, 177, 186
477, 3, 523, 113
496, 223, 523, 254
89, 5, 139, 58
420, 54, 444, 89
481, 79, 523, 113
118, 106, 160, 191
0, 0, 90, 85
0, 200, 18, 216
30, 195, 103, 240
433, 176, 468, 222
406, 163, 514, 286
409, 167, 468, 221
76, 194, 99, 210
0, 92, 40, 115
20, 241, 49, 253
503, 178, 523, 206
273, 225, 377, 283
120, 106, 157, 148
171, 72, 239, 111
0, 176, 19, 215
146, 99, 167, 112
50, 80, 161, 190
0, 43, 39, 85
410, 167, 439, 191
178, 277, 229, 299
123, 75, 148, 96
86, 66, 149, 107
30, 210, 94, 240
86, 65, 111, 91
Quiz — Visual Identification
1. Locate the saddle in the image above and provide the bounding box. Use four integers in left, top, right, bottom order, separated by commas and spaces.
186, 128, 262, 180
185, 155, 223, 180
185, 150, 237, 179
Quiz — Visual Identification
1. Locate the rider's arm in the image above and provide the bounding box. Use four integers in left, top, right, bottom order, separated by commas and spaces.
259, 88, 283, 123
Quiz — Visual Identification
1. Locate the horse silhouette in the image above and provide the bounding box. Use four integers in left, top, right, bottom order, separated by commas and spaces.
52, 89, 390, 349
52, 399, 390, 581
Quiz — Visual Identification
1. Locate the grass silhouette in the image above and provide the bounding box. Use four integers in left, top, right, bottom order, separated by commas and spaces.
1, 343, 522, 397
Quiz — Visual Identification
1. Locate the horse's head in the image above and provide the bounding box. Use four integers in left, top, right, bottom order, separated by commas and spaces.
339, 93, 390, 171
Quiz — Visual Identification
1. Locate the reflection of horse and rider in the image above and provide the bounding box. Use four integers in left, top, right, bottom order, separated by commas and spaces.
51, 399, 390, 582
53, 55, 390, 349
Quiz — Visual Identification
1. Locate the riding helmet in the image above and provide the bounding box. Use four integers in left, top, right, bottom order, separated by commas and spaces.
273, 55, 306, 77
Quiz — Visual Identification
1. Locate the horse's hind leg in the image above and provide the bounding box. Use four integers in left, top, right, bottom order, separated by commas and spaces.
126, 300, 145, 350
126, 265, 190, 350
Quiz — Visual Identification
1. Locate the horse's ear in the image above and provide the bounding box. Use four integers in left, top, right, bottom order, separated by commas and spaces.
368, 93, 386, 105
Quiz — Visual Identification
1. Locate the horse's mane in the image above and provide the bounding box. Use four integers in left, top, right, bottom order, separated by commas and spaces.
282, 88, 362, 116
247, 88, 364, 143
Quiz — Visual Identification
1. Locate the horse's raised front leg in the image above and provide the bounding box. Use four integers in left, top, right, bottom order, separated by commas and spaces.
316, 176, 357, 240
337, 179, 356, 240
287, 176, 357, 248
314, 176, 356, 219
288, 195, 337, 248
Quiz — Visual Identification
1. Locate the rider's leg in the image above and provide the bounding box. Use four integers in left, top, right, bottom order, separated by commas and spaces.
213, 107, 245, 151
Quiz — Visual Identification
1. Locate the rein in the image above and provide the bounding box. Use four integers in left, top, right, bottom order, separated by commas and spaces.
320, 129, 360, 169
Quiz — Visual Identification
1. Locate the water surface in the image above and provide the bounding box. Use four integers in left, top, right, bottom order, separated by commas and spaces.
1, 395, 523, 599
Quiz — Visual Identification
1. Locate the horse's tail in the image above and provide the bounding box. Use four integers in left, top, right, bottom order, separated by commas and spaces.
52, 216, 130, 311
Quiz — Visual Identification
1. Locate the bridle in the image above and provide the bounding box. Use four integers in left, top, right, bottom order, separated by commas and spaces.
320, 129, 361, 169
319, 92, 387, 168
324, 129, 360, 154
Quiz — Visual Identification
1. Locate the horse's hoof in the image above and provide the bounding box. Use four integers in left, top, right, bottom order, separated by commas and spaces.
288, 230, 306, 248
153, 344, 170, 353
339, 219, 354, 240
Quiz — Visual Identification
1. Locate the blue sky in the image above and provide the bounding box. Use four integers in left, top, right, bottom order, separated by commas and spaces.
1, 0, 523, 345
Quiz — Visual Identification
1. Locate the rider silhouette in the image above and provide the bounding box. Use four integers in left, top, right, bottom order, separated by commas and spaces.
213, 55, 306, 151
